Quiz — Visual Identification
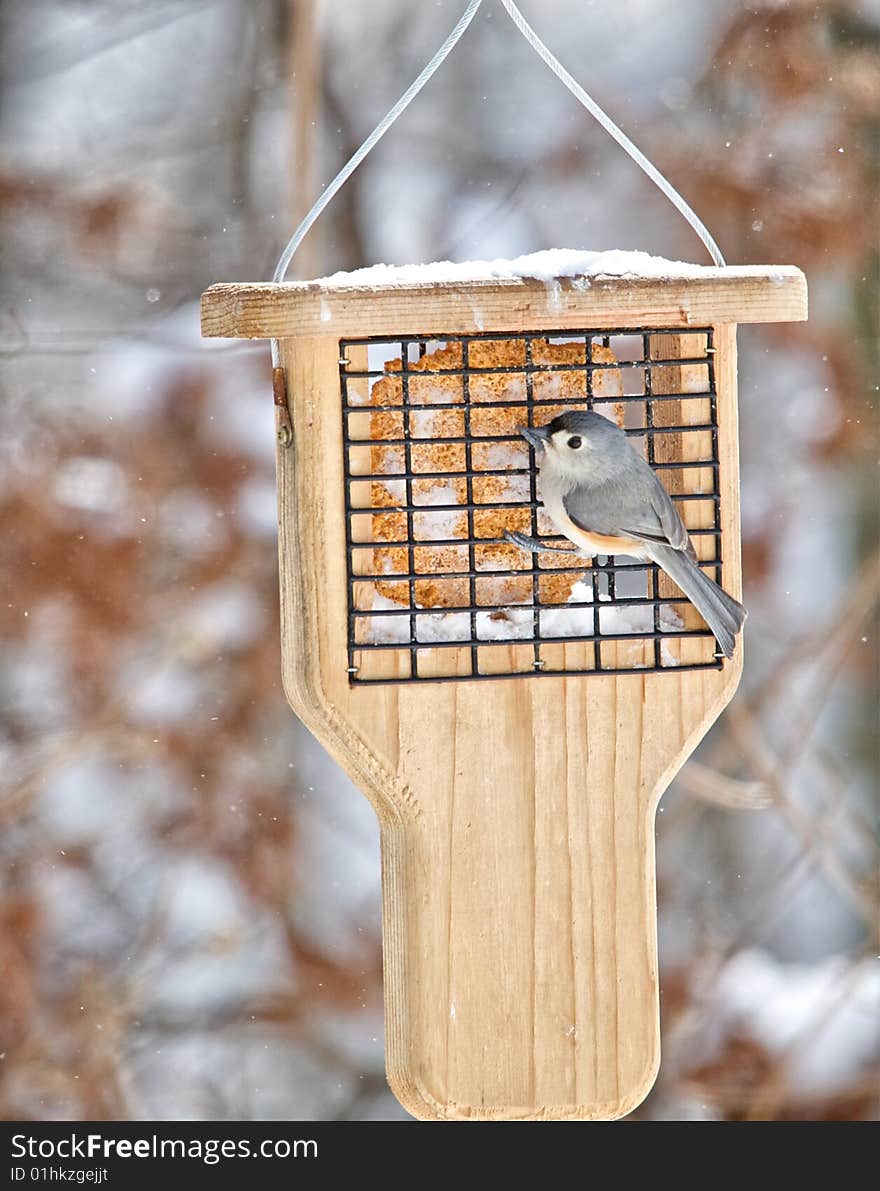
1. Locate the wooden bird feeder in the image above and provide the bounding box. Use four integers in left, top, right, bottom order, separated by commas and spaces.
201, 259, 806, 1119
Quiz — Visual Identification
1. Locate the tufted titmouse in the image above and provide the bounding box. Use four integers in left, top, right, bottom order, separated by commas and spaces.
507, 410, 746, 658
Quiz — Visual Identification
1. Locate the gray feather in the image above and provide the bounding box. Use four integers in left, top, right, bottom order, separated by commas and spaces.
649, 479, 692, 555
561, 449, 691, 551
543, 411, 745, 656
648, 544, 746, 659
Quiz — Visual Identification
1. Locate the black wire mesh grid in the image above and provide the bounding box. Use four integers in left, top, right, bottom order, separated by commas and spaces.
340, 327, 724, 685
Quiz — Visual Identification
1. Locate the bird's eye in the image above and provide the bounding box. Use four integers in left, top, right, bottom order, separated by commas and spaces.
567, 436, 583, 450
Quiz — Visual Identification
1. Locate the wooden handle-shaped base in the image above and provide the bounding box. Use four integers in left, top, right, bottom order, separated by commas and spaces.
270, 326, 745, 1121
377, 682, 660, 1121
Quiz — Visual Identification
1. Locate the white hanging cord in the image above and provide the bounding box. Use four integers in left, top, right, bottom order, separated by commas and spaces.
270, 0, 725, 368
498, 0, 725, 268
270, 0, 484, 366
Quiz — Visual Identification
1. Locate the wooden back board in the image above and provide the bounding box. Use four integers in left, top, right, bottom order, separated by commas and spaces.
201, 265, 807, 1119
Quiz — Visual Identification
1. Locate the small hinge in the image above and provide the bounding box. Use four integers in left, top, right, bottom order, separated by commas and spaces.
272, 366, 293, 448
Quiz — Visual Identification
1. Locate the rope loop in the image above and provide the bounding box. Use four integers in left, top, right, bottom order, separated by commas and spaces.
271, 0, 724, 367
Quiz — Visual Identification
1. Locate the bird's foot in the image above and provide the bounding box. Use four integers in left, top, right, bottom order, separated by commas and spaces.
504, 530, 582, 556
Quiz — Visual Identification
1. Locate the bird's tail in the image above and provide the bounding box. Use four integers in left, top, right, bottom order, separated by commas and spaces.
648, 544, 747, 660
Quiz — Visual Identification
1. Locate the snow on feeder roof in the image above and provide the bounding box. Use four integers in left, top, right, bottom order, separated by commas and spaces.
201, 251, 807, 340
313, 247, 805, 287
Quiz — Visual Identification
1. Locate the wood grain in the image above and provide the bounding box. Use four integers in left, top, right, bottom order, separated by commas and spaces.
201, 267, 807, 340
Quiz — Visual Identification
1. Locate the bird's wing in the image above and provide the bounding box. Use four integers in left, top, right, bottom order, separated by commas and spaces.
562, 470, 692, 553
648, 477, 692, 553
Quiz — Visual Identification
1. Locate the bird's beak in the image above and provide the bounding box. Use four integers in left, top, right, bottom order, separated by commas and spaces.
518, 424, 551, 452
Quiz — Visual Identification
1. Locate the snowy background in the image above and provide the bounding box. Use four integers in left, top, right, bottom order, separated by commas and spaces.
1, 0, 877, 1121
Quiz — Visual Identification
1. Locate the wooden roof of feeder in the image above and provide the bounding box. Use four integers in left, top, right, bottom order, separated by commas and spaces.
201, 252, 807, 338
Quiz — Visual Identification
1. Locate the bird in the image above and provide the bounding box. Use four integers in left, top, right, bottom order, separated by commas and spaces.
506, 410, 746, 659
